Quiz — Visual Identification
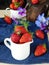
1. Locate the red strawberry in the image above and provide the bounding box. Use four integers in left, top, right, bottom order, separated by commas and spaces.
10, 3, 14, 9
31, 0, 39, 4
10, 3, 18, 10
12, 0, 24, 7
12, 0, 20, 3
13, 5, 18, 10
14, 26, 28, 34
20, 33, 32, 43
11, 33, 21, 43
34, 44, 47, 56
35, 29, 44, 39
4, 16, 12, 24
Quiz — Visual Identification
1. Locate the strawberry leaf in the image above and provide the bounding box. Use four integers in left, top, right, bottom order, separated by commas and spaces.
29, 32, 34, 38
19, 19, 30, 31
14, 2, 20, 7
43, 44, 46, 48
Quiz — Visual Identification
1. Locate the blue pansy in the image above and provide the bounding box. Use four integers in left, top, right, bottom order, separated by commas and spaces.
35, 20, 42, 27
35, 13, 49, 32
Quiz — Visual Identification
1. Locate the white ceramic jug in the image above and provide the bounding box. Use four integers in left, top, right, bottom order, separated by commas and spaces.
4, 38, 33, 60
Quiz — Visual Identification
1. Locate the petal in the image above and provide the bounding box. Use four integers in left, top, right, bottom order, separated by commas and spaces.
35, 20, 41, 27
37, 15, 42, 21
18, 12, 22, 15
42, 17, 46, 23
42, 13, 45, 17
46, 17, 49, 20
44, 30, 48, 33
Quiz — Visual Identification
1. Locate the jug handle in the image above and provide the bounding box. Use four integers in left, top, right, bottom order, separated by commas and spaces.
6, 8, 10, 10
4, 38, 11, 50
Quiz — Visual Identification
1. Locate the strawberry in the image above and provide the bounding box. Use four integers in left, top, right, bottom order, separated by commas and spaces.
34, 44, 47, 56
12, 0, 24, 7
35, 29, 44, 39
12, 0, 20, 3
31, 0, 39, 5
13, 5, 18, 10
10, 3, 18, 10
4, 16, 12, 24
10, 3, 14, 9
14, 26, 28, 34
11, 33, 21, 43
20, 33, 32, 43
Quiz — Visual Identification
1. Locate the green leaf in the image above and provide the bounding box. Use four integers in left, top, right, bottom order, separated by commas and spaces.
43, 44, 46, 48
19, 19, 30, 31
14, 2, 20, 7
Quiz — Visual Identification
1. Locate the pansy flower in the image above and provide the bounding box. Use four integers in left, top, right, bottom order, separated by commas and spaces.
18, 7, 26, 17
35, 13, 49, 33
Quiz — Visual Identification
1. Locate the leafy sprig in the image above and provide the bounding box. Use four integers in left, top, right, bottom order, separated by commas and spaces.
19, 19, 30, 31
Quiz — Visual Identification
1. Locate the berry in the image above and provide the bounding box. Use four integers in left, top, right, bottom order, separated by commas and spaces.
4, 16, 12, 24
31, 0, 39, 5
34, 44, 47, 56
14, 26, 28, 34
11, 33, 21, 43
10, 3, 14, 9
13, 5, 18, 10
12, 0, 20, 3
12, 0, 24, 7
10, 3, 18, 10
35, 29, 44, 39
20, 33, 32, 43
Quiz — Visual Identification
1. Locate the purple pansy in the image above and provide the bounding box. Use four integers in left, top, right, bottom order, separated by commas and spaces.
35, 13, 49, 32
18, 7, 26, 16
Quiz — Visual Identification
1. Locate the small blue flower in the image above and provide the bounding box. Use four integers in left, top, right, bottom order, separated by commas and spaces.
35, 20, 41, 27
35, 13, 49, 33
35, 13, 46, 28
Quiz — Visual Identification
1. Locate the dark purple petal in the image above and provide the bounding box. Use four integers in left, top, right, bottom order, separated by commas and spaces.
44, 29, 49, 33
40, 27, 45, 30
18, 12, 23, 15
17, 7, 26, 17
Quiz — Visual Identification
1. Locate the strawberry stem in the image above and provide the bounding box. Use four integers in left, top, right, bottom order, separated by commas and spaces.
14, 2, 20, 7
29, 32, 34, 38
43, 44, 46, 48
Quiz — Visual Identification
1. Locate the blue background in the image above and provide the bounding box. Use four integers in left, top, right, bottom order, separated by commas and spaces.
0, 18, 49, 64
